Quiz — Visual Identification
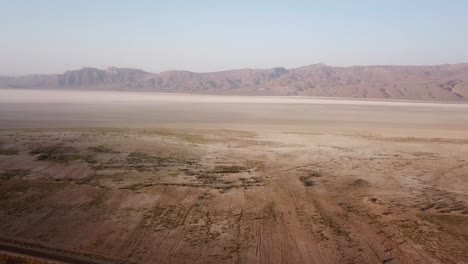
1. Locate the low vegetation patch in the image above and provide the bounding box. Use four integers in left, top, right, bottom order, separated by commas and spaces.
0, 169, 31, 180
150, 131, 213, 144
126, 152, 175, 172
211, 165, 248, 174
88, 145, 119, 154
420, 199, 466, 213
120, 182, 154, 190
127, 151, 150, 161
240, 176, 263, 187
127, 152, 173, 164
350, 178, 369, 187
307, 171, 322, 178
196, 173, 220, 184
0, 253, 49, 264
247, 202, 277, 221
29, 144, 81, 163
0, 147, 19, 155
420, 213, 468, 240
300, 175, 316, 187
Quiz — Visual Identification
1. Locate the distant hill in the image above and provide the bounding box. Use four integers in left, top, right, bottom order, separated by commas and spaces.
1, 63, 468, 101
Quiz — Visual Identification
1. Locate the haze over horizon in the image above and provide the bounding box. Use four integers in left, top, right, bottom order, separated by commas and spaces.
2, 0, 468, 76
2, 2, 468, 263
4, 62, 468, 76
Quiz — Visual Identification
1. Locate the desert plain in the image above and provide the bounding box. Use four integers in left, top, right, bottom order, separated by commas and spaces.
0, 89, 467, 264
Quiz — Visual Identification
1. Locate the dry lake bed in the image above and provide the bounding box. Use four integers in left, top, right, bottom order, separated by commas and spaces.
0, 89, 468, 264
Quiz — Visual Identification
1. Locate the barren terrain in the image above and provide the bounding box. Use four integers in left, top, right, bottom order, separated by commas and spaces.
2, 63, 468, 101
0, 91, 467, 263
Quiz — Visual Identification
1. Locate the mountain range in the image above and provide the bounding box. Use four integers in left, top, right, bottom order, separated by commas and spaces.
1, 63, 468, 101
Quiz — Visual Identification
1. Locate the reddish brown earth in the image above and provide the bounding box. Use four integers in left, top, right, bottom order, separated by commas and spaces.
0, 93, 467, 263
2, 63, 468, 101
0, 253, 51, 264
0, 128, 467, 264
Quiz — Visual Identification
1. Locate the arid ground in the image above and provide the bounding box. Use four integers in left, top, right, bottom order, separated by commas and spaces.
0, 90, 467, 264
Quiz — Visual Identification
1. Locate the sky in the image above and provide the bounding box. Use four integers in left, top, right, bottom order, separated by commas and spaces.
1, 0, 468, 75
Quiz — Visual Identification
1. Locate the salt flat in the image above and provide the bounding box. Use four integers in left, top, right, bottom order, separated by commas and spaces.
1, 89, 468, 137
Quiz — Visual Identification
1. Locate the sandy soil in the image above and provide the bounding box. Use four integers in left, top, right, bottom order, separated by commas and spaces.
0, 91, 467, 263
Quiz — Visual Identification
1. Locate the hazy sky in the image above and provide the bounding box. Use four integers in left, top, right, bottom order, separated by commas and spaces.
1, 0, 468, 75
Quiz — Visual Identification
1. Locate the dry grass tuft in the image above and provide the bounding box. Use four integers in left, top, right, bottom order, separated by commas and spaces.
300, 175, 316, 187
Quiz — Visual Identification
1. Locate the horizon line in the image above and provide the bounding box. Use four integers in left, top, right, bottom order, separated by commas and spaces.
2, 62, 468, 77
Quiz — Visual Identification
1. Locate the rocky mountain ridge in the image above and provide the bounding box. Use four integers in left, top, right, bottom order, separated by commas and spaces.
1, 63, 468, 101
